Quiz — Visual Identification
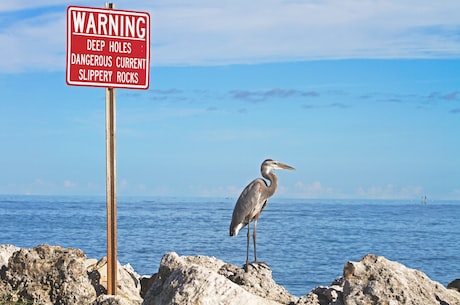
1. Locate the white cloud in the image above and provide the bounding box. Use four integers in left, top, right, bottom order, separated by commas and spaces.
293, 180, 335, 198
355, 184, 423, 200
445, 188, 460, 200
290, 181, 427, 200
149, 0, 460, 65
0, 11, 65, 72
63, 180, 77, 188
1, 0, 459, 72
189, 184, 241, 198
0, 1, 62, 11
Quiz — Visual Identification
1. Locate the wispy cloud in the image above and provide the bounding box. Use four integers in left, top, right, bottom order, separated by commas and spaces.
303, 102, 350, 110
357, 91, 460, 110
230, 88, 319, 103
356, 184, 423, 200
0, 1, 70, 12
148, 88, 225, 105
1, 1, 460, 72
427, 91, 460, 101
423, 92, 455, 103
149, 88, 189, 102
150, 1, 460, 65
63, 180, 76, 188
120, 86, 460, 116
291, 181, 427, 200
293, 181, 336, 199
440, 91, 460, 101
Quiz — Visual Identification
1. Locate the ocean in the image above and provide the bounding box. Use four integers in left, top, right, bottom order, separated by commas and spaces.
1, 195, 459, 296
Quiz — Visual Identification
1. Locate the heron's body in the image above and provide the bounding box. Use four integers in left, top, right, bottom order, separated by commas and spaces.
229, 159, 295, 270
230, 178, 273, 237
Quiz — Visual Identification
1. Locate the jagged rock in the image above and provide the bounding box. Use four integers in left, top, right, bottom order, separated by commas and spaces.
0, 244, 96, 305
218, 262, 298, 304
0, 244, 20, 299
296, 278, 344, 305
0, 244, 142, 305
309, 278, 344, 305
2, 245, 459, 305
94, 294, 139, 305
448, 279, 460, 292
0, 244, 19, 268
87, 256, 143, 304
342, 254, 460, 305
141, 252, 296, 305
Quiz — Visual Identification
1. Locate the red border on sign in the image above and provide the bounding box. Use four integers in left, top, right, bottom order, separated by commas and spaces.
66, 6, 150, 89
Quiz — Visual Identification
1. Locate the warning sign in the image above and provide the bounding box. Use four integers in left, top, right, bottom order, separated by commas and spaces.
66, 6, 150, 89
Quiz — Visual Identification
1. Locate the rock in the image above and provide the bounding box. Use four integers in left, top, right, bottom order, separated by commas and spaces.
142, 252, 296, 305
219, 262, 298, 304
0, 244, 142, 305
342, 254, 460, 305
0, 244, 96, 305
94, 294, 139, 305
0, 244, 20, 299
448, 279, 460, 292
0, 244, 19, 268
310, 278, 344, 305
140, 275, 157, 298
87, 256, 143, 304
2, 245, 459, 305
296, 278, 345, 305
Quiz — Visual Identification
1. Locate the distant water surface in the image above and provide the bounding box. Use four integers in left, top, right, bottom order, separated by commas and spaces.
1, 195, 459, 296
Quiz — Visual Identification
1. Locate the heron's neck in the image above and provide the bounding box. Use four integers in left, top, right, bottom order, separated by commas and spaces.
262, 170, 278, 197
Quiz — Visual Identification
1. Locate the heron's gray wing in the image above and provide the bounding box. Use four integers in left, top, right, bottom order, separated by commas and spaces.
229, 178, 266, 236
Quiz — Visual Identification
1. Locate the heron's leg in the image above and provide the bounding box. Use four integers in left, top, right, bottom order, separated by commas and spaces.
253, 217, 258, 262
245, 217, 250, 271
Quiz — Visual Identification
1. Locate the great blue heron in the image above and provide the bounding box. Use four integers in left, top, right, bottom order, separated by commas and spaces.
229, 159, 295, 270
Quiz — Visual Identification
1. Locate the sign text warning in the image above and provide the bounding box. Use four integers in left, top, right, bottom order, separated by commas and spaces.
66, 6, 150, 89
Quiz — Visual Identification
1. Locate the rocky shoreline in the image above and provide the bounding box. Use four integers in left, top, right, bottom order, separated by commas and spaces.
1, 244, 459, 305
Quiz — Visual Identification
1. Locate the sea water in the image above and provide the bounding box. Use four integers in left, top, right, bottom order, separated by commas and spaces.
1, 195, 459, 296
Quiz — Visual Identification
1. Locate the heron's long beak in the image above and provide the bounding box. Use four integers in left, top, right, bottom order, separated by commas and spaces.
278, 162, 295, 170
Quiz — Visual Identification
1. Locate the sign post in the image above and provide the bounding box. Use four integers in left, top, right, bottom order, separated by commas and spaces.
105, 4, 117, 296
66, 3, 150, 295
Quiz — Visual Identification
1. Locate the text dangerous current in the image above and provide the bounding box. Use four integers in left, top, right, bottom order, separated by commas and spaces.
71, 53, 146, 70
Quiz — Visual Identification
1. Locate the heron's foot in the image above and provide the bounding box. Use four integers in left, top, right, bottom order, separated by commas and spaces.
252, 261, 270, 270
243, 261, 270, 272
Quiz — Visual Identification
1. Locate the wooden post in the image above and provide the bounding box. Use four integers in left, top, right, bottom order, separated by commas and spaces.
105, 2, 117, 296
106, 85, 117, 295
104, 1, 117, 287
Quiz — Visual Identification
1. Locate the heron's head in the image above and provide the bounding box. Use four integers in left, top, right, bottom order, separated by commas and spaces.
261, 159, 295, 175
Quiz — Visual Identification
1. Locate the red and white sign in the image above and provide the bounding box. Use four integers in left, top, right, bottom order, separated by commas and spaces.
66, 6, 150, 89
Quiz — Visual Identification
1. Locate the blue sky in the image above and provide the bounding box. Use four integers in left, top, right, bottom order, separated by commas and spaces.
0, 1, 459, 200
